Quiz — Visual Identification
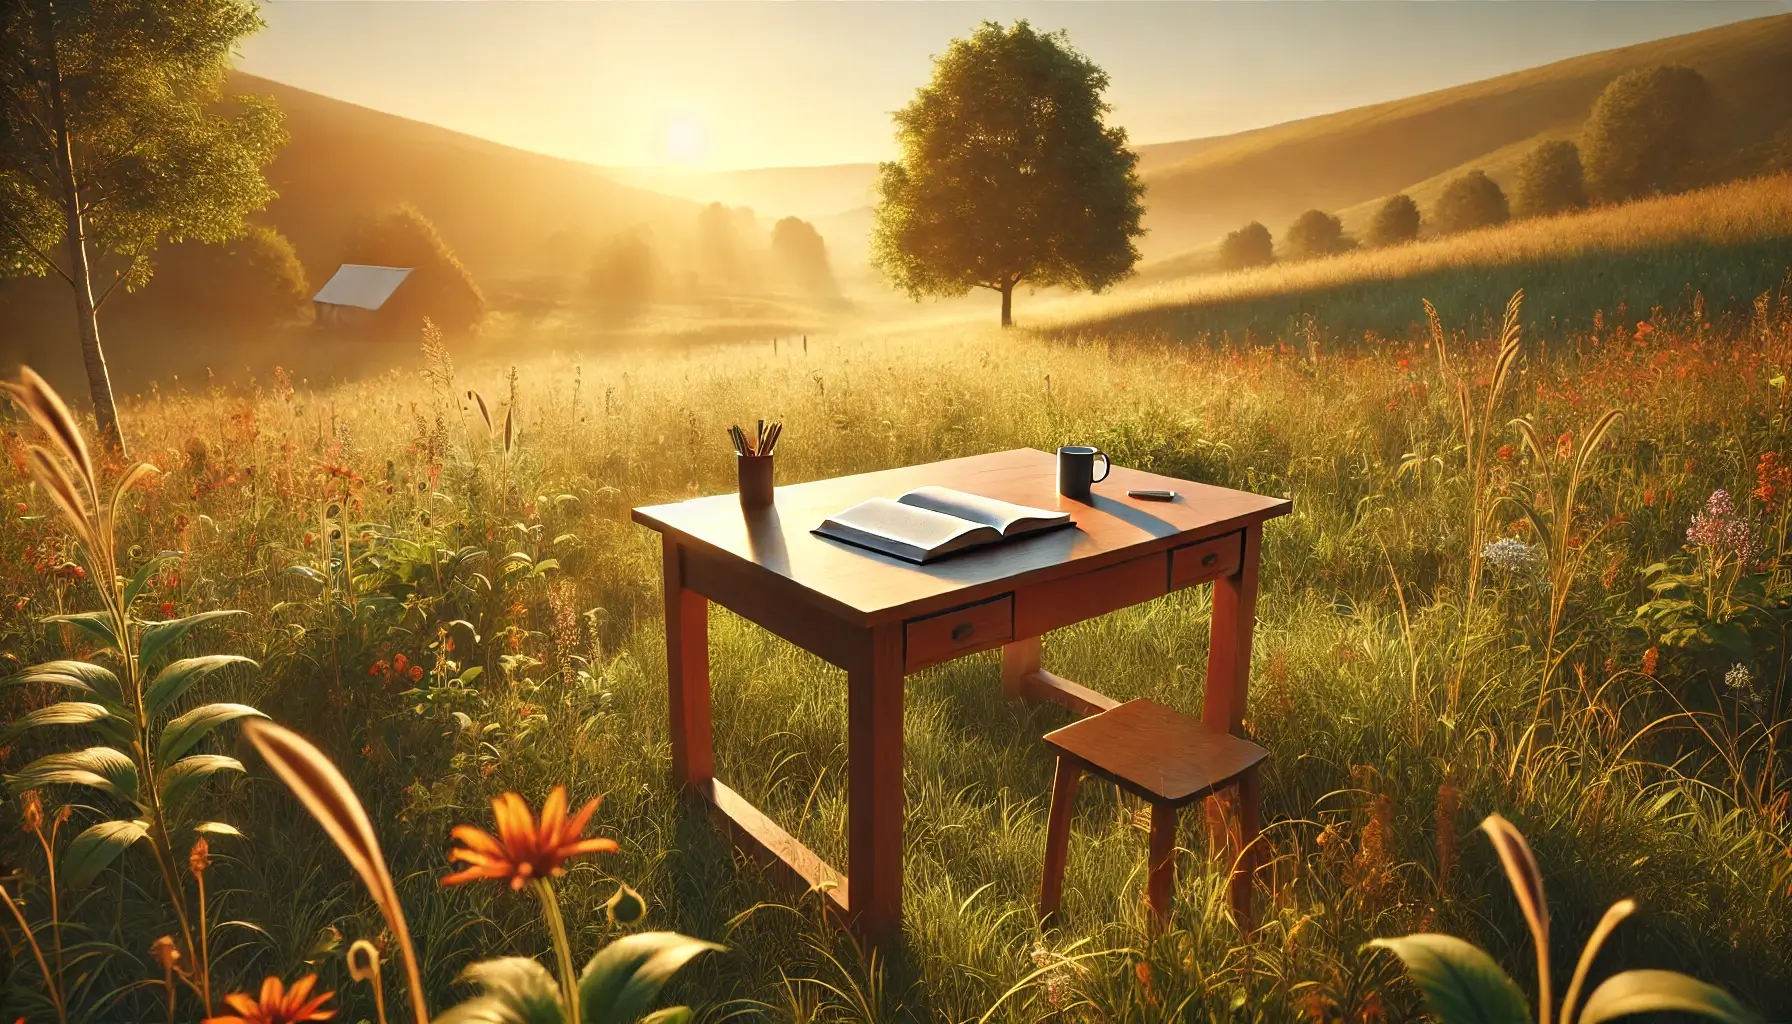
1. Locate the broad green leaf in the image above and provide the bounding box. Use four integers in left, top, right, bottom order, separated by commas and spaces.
579, 932, 724, 1024
145, 655, 257, 719
122, 552, 181, 610
63, 818, 150, 888
159, 754, 246, 810
1, 701, 119, 743
434, 956, 564, 1024
156, 702, 267, 765
42, 611, 121, 652
639, 1009, 692, 1024
1579, 970, 1762, 1024
193, 821, 245, 838
6, 746, 140, 805
5, 660, 124, 708
281, 565, 327, 584
1367, 934, 1530, 1024
138, 609, 247, 667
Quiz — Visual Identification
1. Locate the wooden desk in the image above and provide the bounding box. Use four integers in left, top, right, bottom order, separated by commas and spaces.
632, 448, 1290, 942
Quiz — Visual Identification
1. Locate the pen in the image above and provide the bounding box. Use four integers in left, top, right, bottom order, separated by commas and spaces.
1127, 489, 1178, 501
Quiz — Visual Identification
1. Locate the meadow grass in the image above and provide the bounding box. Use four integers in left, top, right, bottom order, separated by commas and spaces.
4, 289, 1792, 1022
1058, 174, 1792, 344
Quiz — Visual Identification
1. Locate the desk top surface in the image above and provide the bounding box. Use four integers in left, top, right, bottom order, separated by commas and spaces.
632, 448, 1291, 624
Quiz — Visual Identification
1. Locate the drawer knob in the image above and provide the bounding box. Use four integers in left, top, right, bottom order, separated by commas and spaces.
951, 622, 975, 642
1201, 552, 1218, 567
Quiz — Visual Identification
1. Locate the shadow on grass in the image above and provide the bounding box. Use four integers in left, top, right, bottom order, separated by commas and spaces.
1049, 237, 1792, 346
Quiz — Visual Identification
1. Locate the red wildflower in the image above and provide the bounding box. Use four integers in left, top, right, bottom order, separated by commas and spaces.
443, 786, 618, 890
204, 974, 334, 1024
1641, 647, 1659, 677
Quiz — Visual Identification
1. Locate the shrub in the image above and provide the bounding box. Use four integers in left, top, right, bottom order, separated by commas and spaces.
1366, 194, 1421, 247
1513, 140, 1588, 218
134, 224, 310, 329
587, 230, 659, 314
1582, 65, 1708, 204
343, 204, 484, 334
1217, 221, 1274, 269
1283, 209, 1349, 260
1433, 170, 1510, 235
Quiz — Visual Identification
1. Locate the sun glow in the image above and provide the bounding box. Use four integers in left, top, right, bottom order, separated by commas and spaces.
665, 114, 710, 166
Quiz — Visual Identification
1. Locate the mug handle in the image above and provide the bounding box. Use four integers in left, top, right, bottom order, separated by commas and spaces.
1092, 448, 1111, 483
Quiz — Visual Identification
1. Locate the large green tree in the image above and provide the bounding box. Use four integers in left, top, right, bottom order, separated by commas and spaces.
1513, 139, 1588, 218
1581, 65, 1707, 204
871, 21, 1144, 327
0, 0, 284, 450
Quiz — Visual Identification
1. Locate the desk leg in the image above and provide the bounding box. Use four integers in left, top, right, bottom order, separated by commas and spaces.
847, 623, 905, 943
663, 537, 713, 790
1203, 524, 1261, 856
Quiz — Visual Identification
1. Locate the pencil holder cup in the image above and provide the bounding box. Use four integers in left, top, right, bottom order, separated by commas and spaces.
738, 454, 774, 509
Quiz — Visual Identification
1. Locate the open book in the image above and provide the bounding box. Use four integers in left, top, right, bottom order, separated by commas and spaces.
814, 486, 1073, 563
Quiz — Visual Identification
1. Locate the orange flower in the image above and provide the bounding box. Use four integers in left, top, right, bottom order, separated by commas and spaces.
442, 786, 618, 890
205, 975, 334, 1024
20, 790, 42, 834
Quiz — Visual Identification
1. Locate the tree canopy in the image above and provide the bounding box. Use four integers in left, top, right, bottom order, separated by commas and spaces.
0, 0, 283, 447
1582, 65, 1708, 204
131, 224, 308, 329
1283, 209, 1349, 260
344, 205, 484, 335
1218, 221, 1274, 270
1432, 170, 1510, 235
771, 217, 838, 298
871, 21, 1144, 326
1513, 140, 1588, 218
1366, 195, 1421, 247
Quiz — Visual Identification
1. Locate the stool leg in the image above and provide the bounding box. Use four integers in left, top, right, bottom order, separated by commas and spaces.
1147, 801, 1176, 929
1039, 753, 1081, 919
1229, 765, 1261, 929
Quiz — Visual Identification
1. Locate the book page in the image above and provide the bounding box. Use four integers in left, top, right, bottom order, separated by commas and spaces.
817, 497, 1000, 561
897, 486, 1072, 536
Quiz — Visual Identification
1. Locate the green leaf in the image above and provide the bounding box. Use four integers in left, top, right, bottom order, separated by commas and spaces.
5, 660, 124, 708
639, 1009, 691, 1024
579, 932, 723, 1024
123, 552, 181, 610
606, 882, 647, 925
6, 746, 141, 805
1579, 970, 1762, 1024
145, 655, 257, 720
159, 754, 246, 810
193, 821, 245, 838
42, 611, 121, 652
0, 701, 119, 743
1366, 934, 1531, 1024
63, 819, 150, 888
156, 702, 267, 765
434, 957, 565, 1024
281, 565, 327, 584
138, 609, 247, 667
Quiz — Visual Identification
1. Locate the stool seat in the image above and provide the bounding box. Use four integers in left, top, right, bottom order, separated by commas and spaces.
1038, 698, 1267, 928
1043, 698, 1267, 805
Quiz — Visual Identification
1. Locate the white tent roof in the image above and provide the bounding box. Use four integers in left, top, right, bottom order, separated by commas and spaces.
313, 264, 413, 310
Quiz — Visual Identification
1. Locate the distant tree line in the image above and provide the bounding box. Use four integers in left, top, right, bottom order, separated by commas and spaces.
1215, 61, 1766, 272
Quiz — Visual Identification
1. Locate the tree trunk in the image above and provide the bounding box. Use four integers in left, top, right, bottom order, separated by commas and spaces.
1000, 280, 1014, 328
41, 2, 125, 453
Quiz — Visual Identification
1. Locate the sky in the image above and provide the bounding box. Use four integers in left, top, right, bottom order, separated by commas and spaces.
237, 1, 1791, 171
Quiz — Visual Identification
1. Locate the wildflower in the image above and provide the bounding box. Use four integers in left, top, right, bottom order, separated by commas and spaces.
204, 974, 335, 1024
1641, 647, 1659, 677
150, 935, 182, 973
20, 790, 43, 834
1686, 489, 1755, 565
1635, 320, 1654, 340
1754, 452, 1791, 510
408, 664, 423, 682
1496, 443, 1515, 463
1556, 431, 1573, 461
442, 785, 618, 890
189, 837, 211, 878
159, 600, 175, 618
1725, 663, 1765, 714
392, 653, 407, 674
1481, 537, 1543, 580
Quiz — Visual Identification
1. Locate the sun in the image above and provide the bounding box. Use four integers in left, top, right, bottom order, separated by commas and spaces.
665, 114, 709, 166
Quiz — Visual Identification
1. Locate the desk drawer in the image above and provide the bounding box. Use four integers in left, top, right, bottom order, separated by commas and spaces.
1170, 531, 1243, 590
1014, 552, 1168, 638
905, 596, 1013, 673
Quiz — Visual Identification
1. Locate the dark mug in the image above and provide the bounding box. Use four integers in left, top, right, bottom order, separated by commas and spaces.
1056, 445, 1110, 501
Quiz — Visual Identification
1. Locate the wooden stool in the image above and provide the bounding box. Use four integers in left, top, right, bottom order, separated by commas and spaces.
1039, 698, 1268, 928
